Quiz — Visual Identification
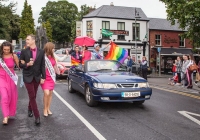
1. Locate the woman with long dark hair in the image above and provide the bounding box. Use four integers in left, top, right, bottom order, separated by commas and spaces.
0, 41, 19, 125
140, 56, 148, 80
175, 56, 182, 85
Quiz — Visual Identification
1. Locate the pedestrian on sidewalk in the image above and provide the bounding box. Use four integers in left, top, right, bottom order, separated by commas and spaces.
172, 60, 177, 76
126, 56, 133, 72
194, 60, 200, 85
0, 41, 19, 125
41, 42, 60, 117
140, 56, 148, 80
175, 56, 182, 85
181, 55, 189, 87
19, 34, 46, 125
186, 54, 195, 89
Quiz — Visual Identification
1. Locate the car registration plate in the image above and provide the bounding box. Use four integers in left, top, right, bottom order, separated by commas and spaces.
121, 92, 140, 97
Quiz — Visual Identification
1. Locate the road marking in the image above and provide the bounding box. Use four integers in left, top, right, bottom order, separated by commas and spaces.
178, 111, 200, 125
53, 90, 106, 140
151, 86, 200, 100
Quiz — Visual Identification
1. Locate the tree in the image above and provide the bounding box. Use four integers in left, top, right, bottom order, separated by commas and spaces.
42, 20, 53, 41
0, 1, 20, 41
70, 4, 91, 42
19, 0, 35, 39
160, 0, 200, 48
38, 1, 78, 44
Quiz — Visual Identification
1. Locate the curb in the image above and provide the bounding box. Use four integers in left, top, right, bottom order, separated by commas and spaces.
150, 84, 200, 95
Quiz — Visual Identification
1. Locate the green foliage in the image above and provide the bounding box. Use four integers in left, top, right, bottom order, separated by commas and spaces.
0, 1, 20, 41
42, 20, 53, 42
38, 1, 78, 43
160, 0, 200, 48
19, 0, 35, 40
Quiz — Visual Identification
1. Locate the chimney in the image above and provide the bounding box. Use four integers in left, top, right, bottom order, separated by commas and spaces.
110, 2, 114, 6
89, 6, 96, 13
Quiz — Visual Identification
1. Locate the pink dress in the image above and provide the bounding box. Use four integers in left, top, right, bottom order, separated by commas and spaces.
41, 56, 56, 90
0, 57, 18, 118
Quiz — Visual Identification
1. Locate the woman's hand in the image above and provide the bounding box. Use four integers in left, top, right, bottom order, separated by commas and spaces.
20, 60, 25, 64
40, 79, 45, 84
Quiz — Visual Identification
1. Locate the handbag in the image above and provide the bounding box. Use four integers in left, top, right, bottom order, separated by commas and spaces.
189, 63, 198, 71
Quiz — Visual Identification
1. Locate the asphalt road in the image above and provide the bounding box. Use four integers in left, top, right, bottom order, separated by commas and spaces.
0, 76, 200, 140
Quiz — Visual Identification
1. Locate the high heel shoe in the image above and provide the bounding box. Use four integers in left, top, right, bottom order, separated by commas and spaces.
44, 110, 48, 117
47, 110, 52, 115
2, 117, 8, 125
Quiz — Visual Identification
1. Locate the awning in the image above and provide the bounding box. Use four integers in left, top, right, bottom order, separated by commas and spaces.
159, 48, 192, 56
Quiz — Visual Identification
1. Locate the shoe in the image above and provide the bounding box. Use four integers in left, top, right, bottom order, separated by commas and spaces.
194, 82, 198, 86
47, 110, 52, 115
35, 117, 40, 125
187, 85, 193, 89
28, 110, 33, 117
2, 117, 8, 125
43, 114, 48, 117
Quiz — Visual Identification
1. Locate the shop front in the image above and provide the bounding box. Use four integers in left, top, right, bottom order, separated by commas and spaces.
153, 48, 192, 74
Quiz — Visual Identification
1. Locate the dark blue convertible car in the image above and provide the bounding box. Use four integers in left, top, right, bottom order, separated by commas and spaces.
68, 60, 152, 107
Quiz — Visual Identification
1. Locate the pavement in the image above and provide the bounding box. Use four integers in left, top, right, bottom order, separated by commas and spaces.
0, 74, 200, 140
148, 74, 200, 95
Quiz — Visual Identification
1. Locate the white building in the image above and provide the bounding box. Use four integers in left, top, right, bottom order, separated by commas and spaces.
81, 4, 149, 62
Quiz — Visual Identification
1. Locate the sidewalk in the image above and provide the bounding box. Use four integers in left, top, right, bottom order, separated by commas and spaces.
148, 77, 200, 95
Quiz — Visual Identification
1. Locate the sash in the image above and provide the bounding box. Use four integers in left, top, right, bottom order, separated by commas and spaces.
45, 56, 56, 83
0, 58, 18, 85
93, 50, 102, 59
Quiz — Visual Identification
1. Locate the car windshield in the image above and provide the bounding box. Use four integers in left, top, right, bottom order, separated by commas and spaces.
63, 57, 71, 62
87, 60, 126, 72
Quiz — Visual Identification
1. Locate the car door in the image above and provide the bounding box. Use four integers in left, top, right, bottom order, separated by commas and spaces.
72, 65, 85, 92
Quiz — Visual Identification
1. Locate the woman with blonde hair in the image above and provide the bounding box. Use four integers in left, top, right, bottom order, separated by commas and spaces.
41, 42, 60, 117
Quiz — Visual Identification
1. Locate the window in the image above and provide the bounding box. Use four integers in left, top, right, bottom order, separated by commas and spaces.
102, 21, 110, 40
117, 22, 125, 40
133, 23, 140, 41
155, 35, 161, 46
179, 36, 185, 47
86, 21, 93, 38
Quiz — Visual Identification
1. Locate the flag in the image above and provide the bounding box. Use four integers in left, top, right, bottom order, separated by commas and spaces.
101, 29, 113, 37
71, 56, 80, 66
105, 42, 128, 63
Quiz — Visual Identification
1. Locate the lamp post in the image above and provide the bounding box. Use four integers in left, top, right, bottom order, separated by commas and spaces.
134, 8, 141, 63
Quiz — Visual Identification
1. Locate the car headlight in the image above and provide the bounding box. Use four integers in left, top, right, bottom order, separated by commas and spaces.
138, 82, 149, 88
103, 84, 117, 89
93, 83, 104, 88
93, 83, 117, 89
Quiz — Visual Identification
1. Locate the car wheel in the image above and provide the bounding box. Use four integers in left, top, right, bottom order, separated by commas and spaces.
85, 85, 98, 107
68, 79, 75, 93
133, 100, 145, 105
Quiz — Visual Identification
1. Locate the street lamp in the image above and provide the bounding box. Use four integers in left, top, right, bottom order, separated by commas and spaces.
134, 8, 141, 63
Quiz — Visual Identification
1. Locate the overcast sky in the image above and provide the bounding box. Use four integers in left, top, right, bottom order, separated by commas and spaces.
11, 0, 167, 26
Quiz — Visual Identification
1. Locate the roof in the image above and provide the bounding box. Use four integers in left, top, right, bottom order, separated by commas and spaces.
160, 48, 192, 55
149, 18, 187, 31
83, 5, 149, 21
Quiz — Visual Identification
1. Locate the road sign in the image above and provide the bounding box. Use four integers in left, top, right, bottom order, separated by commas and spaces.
157, 47, 161, 53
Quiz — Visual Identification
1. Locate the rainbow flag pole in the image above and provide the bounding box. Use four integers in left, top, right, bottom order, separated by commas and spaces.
105, 42, 128, 63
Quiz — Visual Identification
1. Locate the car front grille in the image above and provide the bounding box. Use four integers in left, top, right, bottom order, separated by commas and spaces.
116, 83, 139, 88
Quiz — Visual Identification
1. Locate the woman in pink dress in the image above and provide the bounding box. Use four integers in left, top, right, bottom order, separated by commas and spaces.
0, 41, 19, 125
41, 42, 60, 117
82, 45, 91, 65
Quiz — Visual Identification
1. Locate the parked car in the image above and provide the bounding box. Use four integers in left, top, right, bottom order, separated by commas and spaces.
68, 60, 152, 107
57, 55, 71, 78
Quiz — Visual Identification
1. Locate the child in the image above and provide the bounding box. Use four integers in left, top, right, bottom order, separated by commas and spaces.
168, 74, 178, 86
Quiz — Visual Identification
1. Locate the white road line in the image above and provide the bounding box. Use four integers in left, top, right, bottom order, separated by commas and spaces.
178, 111, 200, 125
53, 90, 106, 140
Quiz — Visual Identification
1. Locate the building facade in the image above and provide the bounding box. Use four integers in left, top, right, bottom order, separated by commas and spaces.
81, 4, 149, 62
149, 18, 193, 73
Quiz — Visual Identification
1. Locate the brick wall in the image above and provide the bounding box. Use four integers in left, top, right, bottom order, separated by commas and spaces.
149, 30, 193, 48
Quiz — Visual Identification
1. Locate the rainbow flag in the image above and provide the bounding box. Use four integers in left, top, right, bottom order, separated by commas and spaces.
71, 56, 80, 66
105, 42, 128, 63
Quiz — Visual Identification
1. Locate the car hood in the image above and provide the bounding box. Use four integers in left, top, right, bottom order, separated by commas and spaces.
88, 72, 147, 83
